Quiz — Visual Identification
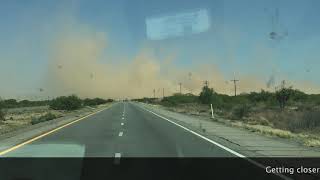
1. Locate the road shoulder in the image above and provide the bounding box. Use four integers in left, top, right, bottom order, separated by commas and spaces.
0, 103, 114, 154
136, 102, 320, 157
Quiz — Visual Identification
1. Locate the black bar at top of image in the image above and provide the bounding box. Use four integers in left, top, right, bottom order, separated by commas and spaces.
1, 158, 320, 180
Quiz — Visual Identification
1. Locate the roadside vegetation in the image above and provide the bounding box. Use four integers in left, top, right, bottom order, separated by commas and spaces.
135, 83, 320, 147
0, 99, 6, 122
0, 95, 114, 134
31, 112, 59, 125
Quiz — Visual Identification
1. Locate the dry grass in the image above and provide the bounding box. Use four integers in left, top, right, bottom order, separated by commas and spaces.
161, 102, 320, 147
165, 103, 210, 116
304, 139, 320, 147
1, 106, 70, 135
230, 122, 295, 138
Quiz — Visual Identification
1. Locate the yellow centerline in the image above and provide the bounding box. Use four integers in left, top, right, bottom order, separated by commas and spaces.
0, 105, 112, 156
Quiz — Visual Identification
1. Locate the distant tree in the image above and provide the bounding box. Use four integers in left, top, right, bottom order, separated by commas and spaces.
50, 95, 82, 111
83, 98, 111, 106
199, 85, 214, 104
0, 99, 5, 121
3, 99, 18, 108
248, 89, 275, 104
275, 81, 292, 110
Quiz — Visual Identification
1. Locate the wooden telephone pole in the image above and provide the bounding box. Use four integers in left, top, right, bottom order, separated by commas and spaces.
204, 80, 209, 87
230, 78, 239, 96
163, 88, 164, 98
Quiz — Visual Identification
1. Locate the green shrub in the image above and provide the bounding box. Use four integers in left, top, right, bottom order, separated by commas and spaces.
0, 99, 5, 121
50, 95, 82, 111
248, 90, 277, 106
31, 113, 57, 125
160, 93, 198, 107
0, 108, 5, 121
288, 111, 320, 131
232, 104, 251, 119
83, 98, 111, 106
199, 85, 214, 104
276, 87, 292, 110
210, 94, 223, 108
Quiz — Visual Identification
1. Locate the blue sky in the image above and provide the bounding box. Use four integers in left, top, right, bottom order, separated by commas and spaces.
0, 0, 319, 98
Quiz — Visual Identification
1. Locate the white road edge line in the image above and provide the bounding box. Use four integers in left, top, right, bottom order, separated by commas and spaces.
138, 104, 291, 180
115, 153, 121, 158
0, 106, 112, 157
143, 108, 245, 157
119, 132, 123, 137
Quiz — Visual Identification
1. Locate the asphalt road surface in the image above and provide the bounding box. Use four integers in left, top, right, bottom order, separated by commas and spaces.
0, 102, 284, 180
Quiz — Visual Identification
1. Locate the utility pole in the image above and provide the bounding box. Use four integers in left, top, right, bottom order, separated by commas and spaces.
230, 78, 239, 96
179, 83, 182, 94
204, 80, 209, 87
163, 88, 164, 98
281, 80, 286, 89
153, 89, 155, 98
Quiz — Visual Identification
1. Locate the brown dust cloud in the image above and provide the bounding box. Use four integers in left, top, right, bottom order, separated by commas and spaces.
44, 19, 320, 100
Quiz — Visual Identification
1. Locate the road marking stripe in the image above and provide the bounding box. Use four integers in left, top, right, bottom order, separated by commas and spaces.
143, 108, 245, 157
0, 106, 112, 156
138, 104, 291, 180
114, 153, 121, 164
115, 153, 121, 158
119, 132, 123, 136
122, 117, 124, 120
121, 123, 124, 126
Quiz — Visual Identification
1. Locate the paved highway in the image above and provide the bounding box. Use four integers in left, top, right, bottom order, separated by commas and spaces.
0, 102, 284, 180
3, 102, 238, 157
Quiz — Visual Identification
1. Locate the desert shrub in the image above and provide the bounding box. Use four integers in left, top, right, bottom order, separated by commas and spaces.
232, 104, 251, 119
3, 99, 18, 108
288, 111, 320, 131
290, 89, 308, 102
0, 107, 5, 121
31, 113, 57, 125
0, 99, 5, 121
50, 95, 82, 111
248, 90, 272, 102
307, 94, 320, 105
247, 90, 277, 107
135, 97, 157, 103
161, 93, 198, 106
276, 87, 292, 110
199, 85, 214, 104
83, 98, 111, 106
18, 100, 49, 107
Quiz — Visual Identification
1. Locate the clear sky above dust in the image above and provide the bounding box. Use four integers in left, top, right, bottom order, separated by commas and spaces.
0, 0, 319, 99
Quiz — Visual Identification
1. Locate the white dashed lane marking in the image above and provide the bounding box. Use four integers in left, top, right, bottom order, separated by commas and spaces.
114, 153, 121, 164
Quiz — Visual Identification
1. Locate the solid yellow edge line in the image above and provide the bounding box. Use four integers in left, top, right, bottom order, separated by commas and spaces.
0, 105, 112, 156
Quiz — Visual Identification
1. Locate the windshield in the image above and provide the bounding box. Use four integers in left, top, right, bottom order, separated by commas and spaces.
0, 0, 320, 180
1, 0, 319, 98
